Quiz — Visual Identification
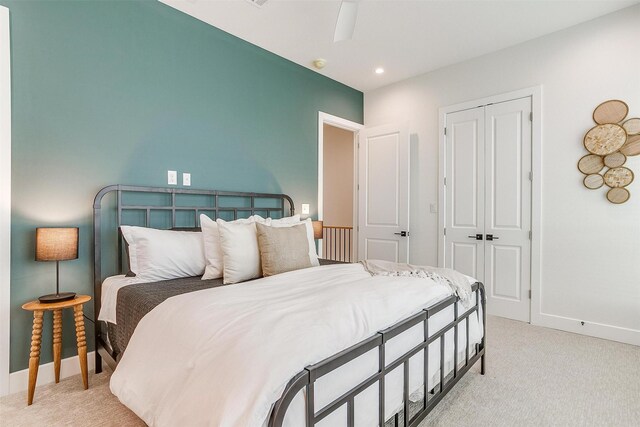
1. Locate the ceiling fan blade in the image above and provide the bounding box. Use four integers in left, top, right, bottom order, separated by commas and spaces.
333, 1, 358, 42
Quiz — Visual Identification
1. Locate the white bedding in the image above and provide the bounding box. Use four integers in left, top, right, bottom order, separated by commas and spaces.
110, 263, 483, 427
97, 275, 143, 324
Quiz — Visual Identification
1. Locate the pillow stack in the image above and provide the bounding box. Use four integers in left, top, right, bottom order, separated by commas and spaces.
120, 214, 320, 284
201, 214, 320, 284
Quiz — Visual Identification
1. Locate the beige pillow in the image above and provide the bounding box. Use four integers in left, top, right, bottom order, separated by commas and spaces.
256, 223, 313, 277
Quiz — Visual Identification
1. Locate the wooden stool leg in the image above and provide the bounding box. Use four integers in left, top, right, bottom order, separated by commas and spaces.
52, 309, 62, 383
73, 305, 88, 390
27, 310, 43, 405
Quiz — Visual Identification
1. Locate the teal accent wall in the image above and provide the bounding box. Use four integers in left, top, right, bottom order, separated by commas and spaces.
2, 0, 363, 372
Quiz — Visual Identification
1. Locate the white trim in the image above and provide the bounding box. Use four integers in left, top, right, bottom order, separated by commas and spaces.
8, 351, 97, 395
437, 86, 542, 323
0, 5, 11, 397
535, 313, 639, 346
317, 112, 363, 258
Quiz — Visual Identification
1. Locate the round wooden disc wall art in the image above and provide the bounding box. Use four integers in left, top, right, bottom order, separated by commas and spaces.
578, 99, 638, 204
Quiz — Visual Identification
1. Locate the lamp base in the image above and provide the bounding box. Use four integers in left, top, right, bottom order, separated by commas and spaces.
38, 292, 76, 304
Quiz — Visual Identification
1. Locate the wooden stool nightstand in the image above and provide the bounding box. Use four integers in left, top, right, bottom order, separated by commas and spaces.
21, 294, 91, 405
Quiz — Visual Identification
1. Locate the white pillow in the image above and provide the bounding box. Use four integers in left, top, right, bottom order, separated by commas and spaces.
120, 226, 206, 282
269, 218, 320, 266
269, 214, 300, 225
216, 219, 262, 284
200, 214, 267, 280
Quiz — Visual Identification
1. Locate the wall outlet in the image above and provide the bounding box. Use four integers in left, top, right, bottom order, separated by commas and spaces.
430, 203, 438, 213
167, 170, 177, 185
183, 173, 191, 186
301, 204, 310, 215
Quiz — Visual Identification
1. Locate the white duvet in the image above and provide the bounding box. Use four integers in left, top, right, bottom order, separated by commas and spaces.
110, 263, 482, 427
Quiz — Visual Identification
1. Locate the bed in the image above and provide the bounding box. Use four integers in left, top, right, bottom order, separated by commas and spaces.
93, 185, 486, 427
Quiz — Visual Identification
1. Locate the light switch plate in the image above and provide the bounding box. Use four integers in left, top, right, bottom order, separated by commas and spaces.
301, 204, 310, 215
183, 173, 191, 186
430, 203, 438, 213
168, 170, 177, 185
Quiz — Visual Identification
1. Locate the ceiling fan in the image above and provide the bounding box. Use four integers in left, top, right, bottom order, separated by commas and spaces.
334, 0, 359, 42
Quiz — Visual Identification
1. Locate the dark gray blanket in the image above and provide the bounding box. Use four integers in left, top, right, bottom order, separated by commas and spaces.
106, 258, 344, 358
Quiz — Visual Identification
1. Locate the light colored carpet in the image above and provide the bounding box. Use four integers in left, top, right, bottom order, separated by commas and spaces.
1, 316, 638, 426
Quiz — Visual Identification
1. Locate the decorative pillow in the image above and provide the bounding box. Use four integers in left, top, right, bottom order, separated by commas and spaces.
269, 214, 300, 225
256, 223, 313, 276
216, 219, 262, 284
269, 218, 320, 267
200, 214, 267, 280
119, 226, 206, 282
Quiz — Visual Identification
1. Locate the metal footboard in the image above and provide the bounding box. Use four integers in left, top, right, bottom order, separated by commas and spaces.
269, 282, 487, 427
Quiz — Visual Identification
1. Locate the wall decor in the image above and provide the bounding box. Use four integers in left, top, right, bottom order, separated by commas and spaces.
583, 124, 627, 155
603, 152, 626, 168
592, 99, 629, 124
622, 117, 640, 135
606, 187, 630, 204
578, 154, 604, 174
584, 174, 604, 189
579, 99, 637, 203
619, 134, 640, 156
603, 167, 634, 188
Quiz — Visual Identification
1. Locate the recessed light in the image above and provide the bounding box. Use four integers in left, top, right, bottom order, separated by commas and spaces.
375, 67, 384, 74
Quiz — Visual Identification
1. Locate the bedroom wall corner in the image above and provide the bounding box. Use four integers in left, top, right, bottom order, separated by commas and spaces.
364, 4, 640, 345
0, 0, 363, 375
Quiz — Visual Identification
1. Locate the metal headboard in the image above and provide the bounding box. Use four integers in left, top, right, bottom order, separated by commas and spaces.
92, 184, 294, 322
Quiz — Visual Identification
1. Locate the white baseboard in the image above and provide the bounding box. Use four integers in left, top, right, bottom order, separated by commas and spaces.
7, 351, 97, 395
534, 313, 640, 346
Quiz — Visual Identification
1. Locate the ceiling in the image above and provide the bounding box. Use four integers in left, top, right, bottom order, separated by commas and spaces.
159, 0, 638, 92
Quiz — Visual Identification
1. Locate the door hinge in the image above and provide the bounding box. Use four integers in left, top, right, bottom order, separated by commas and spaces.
528, 230, 532, 240
528, 290, 532, 299
443, 228, 446, 236
444, 127, 447, 135
529, 112, 533, 122
357, 226, 359, 232
444, 177, 446, 186
357, 184, 360, 190
529, 171, 533, 181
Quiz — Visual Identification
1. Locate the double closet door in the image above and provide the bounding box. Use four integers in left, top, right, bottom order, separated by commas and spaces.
444, 97, 532, 322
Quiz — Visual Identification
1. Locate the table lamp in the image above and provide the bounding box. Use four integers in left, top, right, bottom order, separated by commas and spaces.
312, 220, 323, 240
35, 227, 78, 303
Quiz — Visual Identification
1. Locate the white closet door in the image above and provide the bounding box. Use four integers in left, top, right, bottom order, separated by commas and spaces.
444, 107, 485, 279
484, 98, 532, 322
358, 123, 410, 262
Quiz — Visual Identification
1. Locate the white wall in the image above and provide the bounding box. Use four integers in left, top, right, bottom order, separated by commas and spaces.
0, 5, 11, 395
323, 124, 354, 227
365, 5, 640, 344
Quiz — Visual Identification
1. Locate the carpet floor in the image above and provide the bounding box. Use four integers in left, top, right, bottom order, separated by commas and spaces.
1, 315, 638, 426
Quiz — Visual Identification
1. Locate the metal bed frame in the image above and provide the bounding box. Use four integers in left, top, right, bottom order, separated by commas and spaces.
92, 185, 486, 427
93, 184, 295, 369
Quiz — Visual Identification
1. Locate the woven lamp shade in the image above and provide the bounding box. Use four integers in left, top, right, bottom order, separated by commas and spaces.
35, 228, 79, 261
312, 221, 324, 239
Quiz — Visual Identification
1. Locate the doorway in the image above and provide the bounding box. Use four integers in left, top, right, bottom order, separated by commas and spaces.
439, 88, 541, 323
317, 112, 363, 261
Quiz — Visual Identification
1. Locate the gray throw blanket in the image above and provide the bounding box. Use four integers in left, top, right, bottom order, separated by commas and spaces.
360, 259, 474, 308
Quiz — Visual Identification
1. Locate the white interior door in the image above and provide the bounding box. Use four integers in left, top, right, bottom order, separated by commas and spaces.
444, 97, 532, 322
444, 107, 485, 279
358, 123, 409, 262
484, 98, 532, 322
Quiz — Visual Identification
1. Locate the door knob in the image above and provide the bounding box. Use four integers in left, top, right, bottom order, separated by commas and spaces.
486, 234, 499, 241
394, 231, 409, 237
468, 234, 483, 240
